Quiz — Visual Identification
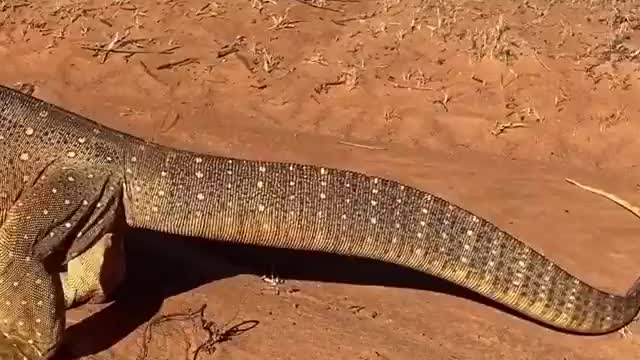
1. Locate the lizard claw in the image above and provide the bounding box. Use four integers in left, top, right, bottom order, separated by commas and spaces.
618, 315, 640, 339
618, 326, 633, 338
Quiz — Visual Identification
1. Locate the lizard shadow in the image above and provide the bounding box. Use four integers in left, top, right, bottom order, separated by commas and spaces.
60, 228, 579, 359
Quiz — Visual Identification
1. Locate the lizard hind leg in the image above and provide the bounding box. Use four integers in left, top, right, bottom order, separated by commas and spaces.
60, 231, 126, 309
0, 260, 66, 360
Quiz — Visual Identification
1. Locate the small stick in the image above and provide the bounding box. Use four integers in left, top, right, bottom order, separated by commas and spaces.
138, 61, 164, 84
292, 0, 342, 12
391, 83, 432, 91
217, 46, 238, 58
532, 50, 552, 71
565, 178, 640, 219
471, 74, 486, 85
338, 141, 387, 150
82, 45, 180, 55
313, 78, 346, 94
332, 11, 377, 26
491, 121, 526, 136
156, 58, 199, 70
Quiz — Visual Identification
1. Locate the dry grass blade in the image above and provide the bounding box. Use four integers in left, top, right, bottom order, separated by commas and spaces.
565, 178, 640, 219
564, 178, 640, 338
338, 141, 387, 150
293, 0, 342, 12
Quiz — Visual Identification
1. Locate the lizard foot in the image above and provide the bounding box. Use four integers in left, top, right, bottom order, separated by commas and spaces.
618, 315, 640, 339
0, 333, 51, 360
618, 326, 632, 338
61, 232, 126, 308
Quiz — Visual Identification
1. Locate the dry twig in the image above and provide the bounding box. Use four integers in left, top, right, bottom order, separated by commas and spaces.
491, 121, 526, 136
565, 178, 640, 219
156, 57, 199, 70
338, 141, 387, 150
137, 304, 259, 360
564, 178, 640, 337
293, 0, 342, 12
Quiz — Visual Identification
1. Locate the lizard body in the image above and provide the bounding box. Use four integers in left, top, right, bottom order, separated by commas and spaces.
0, 84, 638, 359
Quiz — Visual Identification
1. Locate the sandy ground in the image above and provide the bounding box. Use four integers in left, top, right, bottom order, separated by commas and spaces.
1, 0, 640, 359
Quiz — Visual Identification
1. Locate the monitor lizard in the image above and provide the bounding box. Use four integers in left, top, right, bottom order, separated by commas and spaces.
0, 83, 638, 359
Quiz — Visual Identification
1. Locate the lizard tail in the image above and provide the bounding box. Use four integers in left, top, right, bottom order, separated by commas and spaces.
121, 141, 640, 334
627, 276, 640, 304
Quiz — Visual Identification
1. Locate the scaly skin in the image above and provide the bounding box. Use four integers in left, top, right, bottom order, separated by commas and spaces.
0, 84, 638, 359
